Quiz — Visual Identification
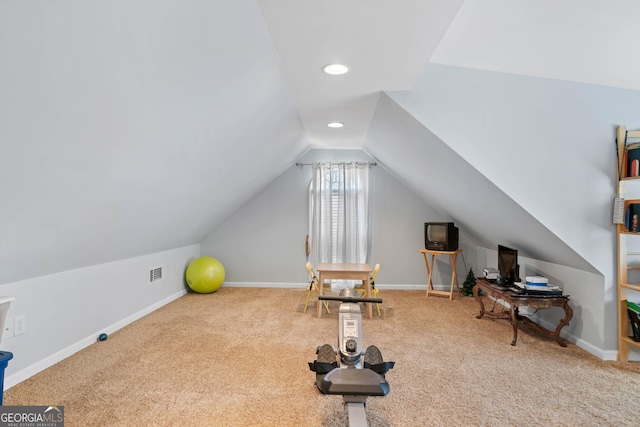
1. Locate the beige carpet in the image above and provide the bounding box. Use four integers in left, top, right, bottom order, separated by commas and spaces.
4, 287, 640, 426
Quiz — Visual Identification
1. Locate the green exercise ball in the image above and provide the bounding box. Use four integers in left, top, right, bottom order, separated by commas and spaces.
186, 257, 225, 294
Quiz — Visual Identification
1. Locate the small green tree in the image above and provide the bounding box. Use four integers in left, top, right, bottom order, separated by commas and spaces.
462, 268, 477, 296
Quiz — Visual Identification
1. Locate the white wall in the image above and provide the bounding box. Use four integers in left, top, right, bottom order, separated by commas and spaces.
0, 244, 200, 388
369, 160, 454, 289
201, 149, 450, 288
0, 0, 306, 287
382, 63, 640, 354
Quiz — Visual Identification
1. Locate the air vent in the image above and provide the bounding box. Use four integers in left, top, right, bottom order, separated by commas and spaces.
149, 267, 163, 284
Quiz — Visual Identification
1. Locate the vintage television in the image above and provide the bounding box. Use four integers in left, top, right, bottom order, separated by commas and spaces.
498, 245, 519, 285
424, 222, 458, 251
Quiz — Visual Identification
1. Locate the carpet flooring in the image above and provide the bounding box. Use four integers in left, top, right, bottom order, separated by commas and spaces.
4, 287, 640, 426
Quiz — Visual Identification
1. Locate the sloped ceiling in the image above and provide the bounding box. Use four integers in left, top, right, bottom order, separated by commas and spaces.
258, 0, 465, 148
366, 91, 599, 274
430, 0, 640, 91
0, 1, 306, 284
1, 0, 637, 284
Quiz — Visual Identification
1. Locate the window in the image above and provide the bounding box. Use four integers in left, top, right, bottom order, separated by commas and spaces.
308, 162, 370, 285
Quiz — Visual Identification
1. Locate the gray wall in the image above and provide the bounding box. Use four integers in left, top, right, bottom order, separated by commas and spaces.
0, 244, 200, 388
363, 87, 609, 357
378, 63, 640, 357
201, 149, 454, 288
0, 0, 307, 287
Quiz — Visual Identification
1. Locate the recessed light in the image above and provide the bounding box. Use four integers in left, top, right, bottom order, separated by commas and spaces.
323, 64, 349, 75
327, 122, 344, 128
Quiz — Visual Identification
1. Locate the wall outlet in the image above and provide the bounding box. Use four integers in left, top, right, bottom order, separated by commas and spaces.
3, 317, 13, 340
15, 314, 25, 336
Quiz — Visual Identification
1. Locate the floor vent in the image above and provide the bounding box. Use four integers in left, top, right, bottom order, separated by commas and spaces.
149, 267, 163, 284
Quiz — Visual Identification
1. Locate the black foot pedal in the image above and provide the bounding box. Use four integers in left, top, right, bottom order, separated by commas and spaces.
364, 345, 395, 377
316, 343, 336, 362
309, 344, 338, 390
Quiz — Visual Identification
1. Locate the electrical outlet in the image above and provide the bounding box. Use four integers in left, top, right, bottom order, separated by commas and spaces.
3, 317, 13, 340
15, 314, 25, 336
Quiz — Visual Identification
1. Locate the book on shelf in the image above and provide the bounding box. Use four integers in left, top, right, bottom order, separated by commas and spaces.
627, 300, 640, 314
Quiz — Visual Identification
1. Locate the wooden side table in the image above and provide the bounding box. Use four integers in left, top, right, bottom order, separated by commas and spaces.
419, 249, 463, 300
473, 279, 573, 346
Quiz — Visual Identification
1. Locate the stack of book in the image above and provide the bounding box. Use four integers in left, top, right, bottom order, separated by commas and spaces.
627, 301, 640, 342
525, 276, 548, 286
523, 276, 562, 293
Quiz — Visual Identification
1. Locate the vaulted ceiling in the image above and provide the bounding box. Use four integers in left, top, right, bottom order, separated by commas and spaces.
1, 0, 638, 284
260, 0, 640, 148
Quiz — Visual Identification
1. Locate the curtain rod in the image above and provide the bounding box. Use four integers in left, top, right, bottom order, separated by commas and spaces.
295, 162, 377, 167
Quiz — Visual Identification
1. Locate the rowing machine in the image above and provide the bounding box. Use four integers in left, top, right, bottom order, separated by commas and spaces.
308, 288, 394, 426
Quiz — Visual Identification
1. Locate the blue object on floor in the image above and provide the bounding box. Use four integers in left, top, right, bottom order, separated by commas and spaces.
0, 351, 13, 405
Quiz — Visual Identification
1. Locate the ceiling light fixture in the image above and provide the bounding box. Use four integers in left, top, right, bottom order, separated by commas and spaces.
323, 64, 349, 75
327, 122, 344, 128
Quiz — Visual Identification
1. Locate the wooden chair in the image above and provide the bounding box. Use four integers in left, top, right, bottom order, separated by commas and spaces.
304, 262, 331, 314
356, 263, 381, 317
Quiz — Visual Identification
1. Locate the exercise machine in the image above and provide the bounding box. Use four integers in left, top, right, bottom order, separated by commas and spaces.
308, 288, 394, 427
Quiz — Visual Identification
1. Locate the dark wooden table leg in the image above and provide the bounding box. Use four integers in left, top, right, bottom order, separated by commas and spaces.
554, 302, 573, 347
474, 285, 485, 319
509, 305, 519, 346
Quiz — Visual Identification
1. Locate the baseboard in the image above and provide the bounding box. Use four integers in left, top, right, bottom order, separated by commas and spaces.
377, 284, 428, 291
223, 282, 305, 288
4, 289, 188, 390
534, 317, 615, 361
223, 282, 428, 291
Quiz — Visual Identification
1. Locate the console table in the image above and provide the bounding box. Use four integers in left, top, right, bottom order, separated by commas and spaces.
473, 278, 573, 346
419, 249, 463, 300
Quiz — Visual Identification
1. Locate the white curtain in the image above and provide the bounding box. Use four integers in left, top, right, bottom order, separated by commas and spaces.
309, 162, 370, 287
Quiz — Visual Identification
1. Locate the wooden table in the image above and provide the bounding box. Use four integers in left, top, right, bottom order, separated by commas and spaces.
473, 278, 573, 346
419, 249, 463, 299
317, 263, 372, 319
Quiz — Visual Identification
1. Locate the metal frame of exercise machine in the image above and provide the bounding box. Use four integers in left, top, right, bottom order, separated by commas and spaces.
308, 288, 394, 427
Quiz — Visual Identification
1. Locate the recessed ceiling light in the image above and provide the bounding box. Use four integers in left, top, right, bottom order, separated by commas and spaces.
327, 122, 344, 128
323, 64, 349, 75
